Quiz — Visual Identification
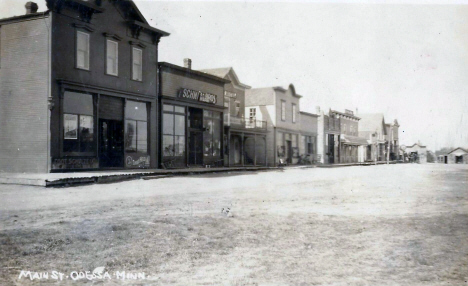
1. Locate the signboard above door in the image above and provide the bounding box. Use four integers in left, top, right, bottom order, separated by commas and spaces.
178, 88, 217, 104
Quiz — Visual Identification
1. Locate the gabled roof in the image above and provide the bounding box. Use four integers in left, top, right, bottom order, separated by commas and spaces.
406, 143, 427, 148
201, 67, 251, 88
358, 113, 387, 135
447, 147, 468, 155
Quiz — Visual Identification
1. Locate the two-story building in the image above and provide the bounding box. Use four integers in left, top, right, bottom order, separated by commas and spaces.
358, 113, 387, 162
245, 84, 302, 166
201, 67, 268, 166
299, 111, 319, 163
385, 119, 400, 161
335, 110, 368, 163
0, 0, 169, 172
317, 108, 367, 164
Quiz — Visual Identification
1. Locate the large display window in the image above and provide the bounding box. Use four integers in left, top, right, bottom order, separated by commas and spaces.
125, 100, 149, 168
63, 91, 95, 155
163, 104, 186, 158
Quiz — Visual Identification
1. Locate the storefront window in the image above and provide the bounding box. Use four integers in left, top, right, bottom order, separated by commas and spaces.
125, 101, 148, 153
203, 110, 221, 157
163, 104, 186, 157
63, 91, 95, 154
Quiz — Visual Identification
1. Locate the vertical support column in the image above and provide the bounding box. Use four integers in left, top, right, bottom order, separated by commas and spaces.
150, 100, 158, 169
241, 132, 245, 166
254, 134, 257, 166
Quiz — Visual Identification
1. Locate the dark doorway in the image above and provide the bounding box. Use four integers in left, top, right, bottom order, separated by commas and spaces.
286, 140, 292, 164
328, 134, 335, 164
456, 156, 463, 164
99, 119, 124, 168
188, 131, 203, 166
444, 156, 448, 164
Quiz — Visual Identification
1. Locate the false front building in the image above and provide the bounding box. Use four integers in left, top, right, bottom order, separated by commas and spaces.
158, 61, 228, 168
245, 84, 309, 166
201, 67, 268, 167
0, 0, 169, 173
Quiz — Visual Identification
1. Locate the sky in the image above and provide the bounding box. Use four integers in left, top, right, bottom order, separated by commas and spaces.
1, 0, 467, 151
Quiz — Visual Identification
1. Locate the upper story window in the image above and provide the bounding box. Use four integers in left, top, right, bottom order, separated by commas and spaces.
76, 31, 90, 70
132, 47, 143, 81
106, 40, 118, 76
281, 101, 286, 121
235, 101, 240, 116
292, 104, 296, 123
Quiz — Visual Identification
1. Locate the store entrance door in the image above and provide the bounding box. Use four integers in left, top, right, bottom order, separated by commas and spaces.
286, 140, 292, 164
188, 131, 203, 166
99, 119, 124, 168
328, 134, 335, 164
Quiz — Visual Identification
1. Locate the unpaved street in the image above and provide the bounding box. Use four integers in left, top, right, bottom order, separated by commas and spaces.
1, 164, 467, 285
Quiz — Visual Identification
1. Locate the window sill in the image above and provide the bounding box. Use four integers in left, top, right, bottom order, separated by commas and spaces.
130, 78, 143, 83
106, 72, 119, 77
75, 67, 91, 72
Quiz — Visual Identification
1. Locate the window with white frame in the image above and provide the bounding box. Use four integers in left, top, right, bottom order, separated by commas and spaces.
106, 40, 118, 76
292, 104, 296, 123
281, 101, 286, 121
76, 31, 90, 70
249, 108, 256, 120
132, 47, 143, 81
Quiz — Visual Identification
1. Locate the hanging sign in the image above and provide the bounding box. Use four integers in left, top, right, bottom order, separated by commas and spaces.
178, 88, 217, 104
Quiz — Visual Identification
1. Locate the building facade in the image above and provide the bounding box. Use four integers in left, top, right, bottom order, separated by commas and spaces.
385, 119, 400, 161
358, 113, 388, 162
245, 84, 303, 166
402, 143, 427, 163
439, 147, 468, 164
299, 112, 318, 163
317, 108, 367, 164
158, 61, 228, 168
0, 0, 169, 173
201, 67, 268, 167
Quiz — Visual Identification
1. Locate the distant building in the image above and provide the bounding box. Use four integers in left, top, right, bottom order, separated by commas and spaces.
385, 119, 400, 161
402, 143, 427, 163
358, 113, 387, 162
439, 147, 468, 164
299, 111, 319, 163
245, 84, 304, 166
201, 67, 268, 167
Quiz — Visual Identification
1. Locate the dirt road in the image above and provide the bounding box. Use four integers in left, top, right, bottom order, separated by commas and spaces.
1, 164, 467, 285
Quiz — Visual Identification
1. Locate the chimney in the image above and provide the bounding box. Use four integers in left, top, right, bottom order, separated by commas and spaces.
25, 2, 38, 14
316, 106, 321, 114
355, 108, 358, 115
184, 58, 192, 70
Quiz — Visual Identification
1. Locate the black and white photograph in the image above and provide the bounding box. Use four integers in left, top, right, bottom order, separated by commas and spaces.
0, 0, 467, 285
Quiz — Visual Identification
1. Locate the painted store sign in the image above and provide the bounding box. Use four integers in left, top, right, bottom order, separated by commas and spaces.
178, 88, 217, 104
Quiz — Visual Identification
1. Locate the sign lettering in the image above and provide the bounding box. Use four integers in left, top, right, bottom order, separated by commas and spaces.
178, 88, 217, 104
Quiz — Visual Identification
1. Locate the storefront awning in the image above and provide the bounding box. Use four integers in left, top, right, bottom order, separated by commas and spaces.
341, 135, 369, 145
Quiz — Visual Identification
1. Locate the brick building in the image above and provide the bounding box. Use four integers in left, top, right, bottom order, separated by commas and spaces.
317, 108, 367, 164
201, 67, 268, 167
0, 0, 168, 172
